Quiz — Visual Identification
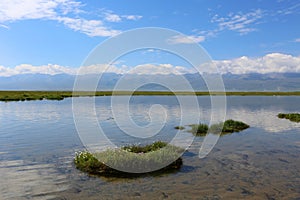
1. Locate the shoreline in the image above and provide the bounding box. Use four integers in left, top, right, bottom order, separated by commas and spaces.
1, 91, 300, 102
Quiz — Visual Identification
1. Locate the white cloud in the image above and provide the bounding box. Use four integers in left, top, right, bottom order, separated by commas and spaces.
0, 0, 82, 22
1, 53, 300, 76
0, 24, 9, 29
0, 64, 76, 77
77, 64, 126, 75
0, 0, 140, 37
211, 9, 264, 35
0, 63, 195, 76
103, 11, 143, 22
295, 38, 300, 42
123, 15, 143, 20
104, 13, 122, 22
127, 64, 196, 75
168, 35, 205, 44
213, 53, 300, 74
56, 17, 120, 37
0, 0, 57, 22
276, 2, 300, 15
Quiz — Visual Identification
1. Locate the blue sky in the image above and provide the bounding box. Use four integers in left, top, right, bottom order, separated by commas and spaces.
0, 0, 300, 75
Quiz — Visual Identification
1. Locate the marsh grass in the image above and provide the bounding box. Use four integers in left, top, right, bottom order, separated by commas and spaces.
277, 113, 300, 123
189, 124, 208, 136
1, 91, 300, 102
74, 141, 184, 177
210, 119, 250, 135
0, 91, 72, 101
188, 119, 250, 136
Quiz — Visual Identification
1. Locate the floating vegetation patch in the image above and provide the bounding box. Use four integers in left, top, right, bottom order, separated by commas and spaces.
74, 141, 184, 178
186, 119, 250, 136
189, 123, 208, 136
277, 113, 300, 123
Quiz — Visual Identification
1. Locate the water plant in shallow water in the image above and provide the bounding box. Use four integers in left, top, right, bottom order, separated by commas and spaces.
188, 119, 250, 136
74, 141, 184, 177
277, 113, 300, 123
218, 119, 250, 134
174, 126, 185, 130
189, 123, 209, 136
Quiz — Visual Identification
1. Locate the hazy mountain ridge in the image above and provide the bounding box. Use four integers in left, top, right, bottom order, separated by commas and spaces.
0, 72, 299, 91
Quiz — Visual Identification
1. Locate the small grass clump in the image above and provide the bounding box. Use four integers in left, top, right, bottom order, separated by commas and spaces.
189, 123, 208, 136
221, 119, 250, 133
188, 119, 250, 136
174, 126, 185, 130
122, 140, 167, 153
74, 141, 183, 177
277, 113, 300, 123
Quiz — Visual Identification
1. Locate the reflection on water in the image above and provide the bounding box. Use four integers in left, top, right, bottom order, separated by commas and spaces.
226, 108, 300, 133
0, 96, 299, 199
0, 159, 69, 200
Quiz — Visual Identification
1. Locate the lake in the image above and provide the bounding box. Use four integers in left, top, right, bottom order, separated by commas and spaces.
0, 96, 299, 200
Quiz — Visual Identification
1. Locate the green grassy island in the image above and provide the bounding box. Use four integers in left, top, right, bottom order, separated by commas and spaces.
74, 141, 183, 178
1, 91, 300, 102
277, 113, 300, 123
188, 119, 250, 136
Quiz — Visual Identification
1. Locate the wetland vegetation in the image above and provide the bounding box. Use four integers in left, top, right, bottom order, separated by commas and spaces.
74, 141, 183, 178
277, 113, 300, 122
1, 91, 300, 102
188, 119, 250, 136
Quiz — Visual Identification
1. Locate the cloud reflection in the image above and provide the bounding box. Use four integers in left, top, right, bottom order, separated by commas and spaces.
0, 159, 69, 200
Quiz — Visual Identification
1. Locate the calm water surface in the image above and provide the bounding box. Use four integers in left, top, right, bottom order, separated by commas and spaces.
0, 96, 299, 200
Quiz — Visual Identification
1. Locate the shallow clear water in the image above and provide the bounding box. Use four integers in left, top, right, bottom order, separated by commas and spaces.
0, 96, 299, 200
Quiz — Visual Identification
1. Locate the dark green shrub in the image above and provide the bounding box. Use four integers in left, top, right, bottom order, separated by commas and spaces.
277, 113, 300, 122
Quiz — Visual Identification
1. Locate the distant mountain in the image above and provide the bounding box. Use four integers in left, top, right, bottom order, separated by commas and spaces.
0, 72, 300, 91
221, 73, 300, 91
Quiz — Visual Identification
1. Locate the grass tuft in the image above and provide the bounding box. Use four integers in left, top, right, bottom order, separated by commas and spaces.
277, 113, 300, 123
74, 141, 183, 178
188, 119, 250, 136
189, 124, 208, 136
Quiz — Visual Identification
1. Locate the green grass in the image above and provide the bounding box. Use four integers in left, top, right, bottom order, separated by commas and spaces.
74, 141, 184, 178
121, 141, 167, 153
1, 91, 300, 102
277, 113, 300, 123
212, 119, 250, 134
188, 119, 250, 136
0, 91, 72, 101
189, 123, 209, 136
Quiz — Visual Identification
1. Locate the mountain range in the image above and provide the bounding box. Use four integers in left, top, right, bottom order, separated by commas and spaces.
0, 72, 299, 91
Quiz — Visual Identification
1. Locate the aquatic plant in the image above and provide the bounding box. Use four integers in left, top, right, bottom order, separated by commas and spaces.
277, 113, 300, 122
190, 123, 208, 136
174, 126, 185, 130
221, 119, 250, 133
74, 141, 183, 177
189, 119, 250, 136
